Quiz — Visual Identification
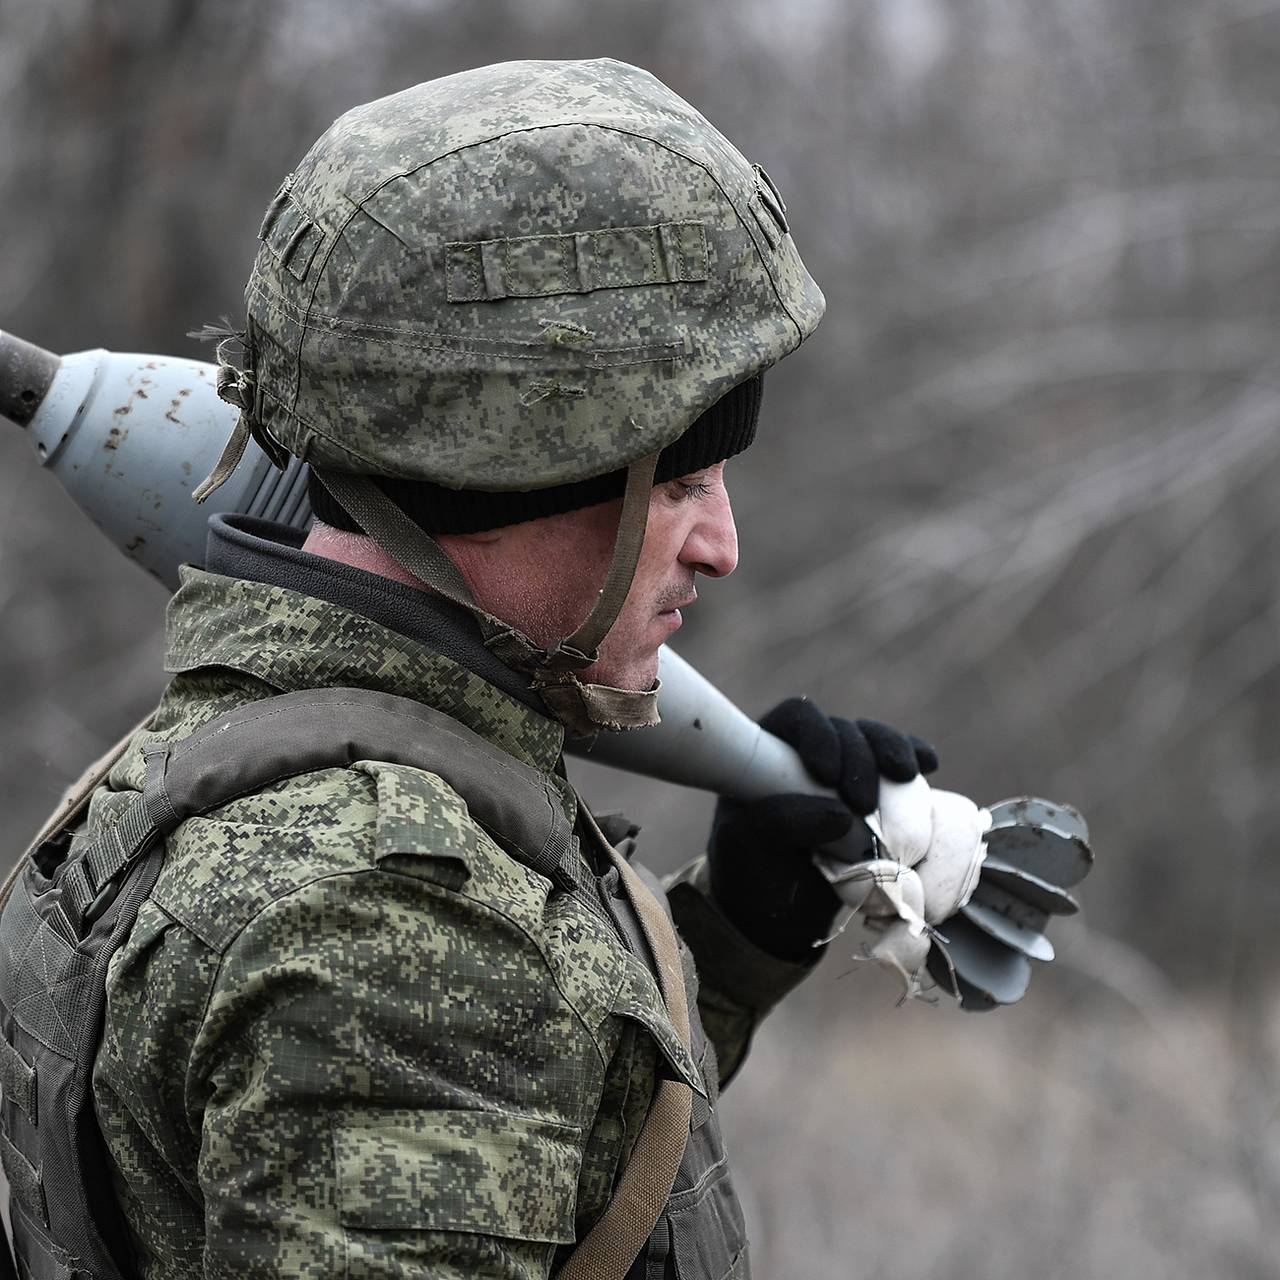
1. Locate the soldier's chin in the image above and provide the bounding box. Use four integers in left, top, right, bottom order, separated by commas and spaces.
588, 646, 661, 693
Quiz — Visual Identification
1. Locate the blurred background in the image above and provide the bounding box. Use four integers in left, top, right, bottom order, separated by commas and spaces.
3, 0, 1280, 1274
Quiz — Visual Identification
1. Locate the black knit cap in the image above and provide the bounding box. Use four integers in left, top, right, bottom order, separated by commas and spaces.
309, 373, 763, 535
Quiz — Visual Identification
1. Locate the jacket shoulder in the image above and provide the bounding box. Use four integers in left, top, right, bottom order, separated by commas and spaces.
152, 757, 499, 954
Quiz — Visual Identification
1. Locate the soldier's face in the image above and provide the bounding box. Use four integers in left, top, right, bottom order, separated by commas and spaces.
590, 461, 739, 690
443, 462, 738, 691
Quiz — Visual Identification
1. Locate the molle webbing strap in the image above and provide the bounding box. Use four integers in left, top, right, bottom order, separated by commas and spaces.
20, 716, 154, 864
56, 689, 579, 935
0, 1131, 46, 1228
57, 748, 183, 935
445, 221, 709, 302
556, 809, 692, 1280
0, 713, 155, 934
0, 1037, 34, 1124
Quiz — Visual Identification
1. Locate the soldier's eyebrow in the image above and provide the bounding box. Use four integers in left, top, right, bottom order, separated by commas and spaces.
674, 461, 728, 486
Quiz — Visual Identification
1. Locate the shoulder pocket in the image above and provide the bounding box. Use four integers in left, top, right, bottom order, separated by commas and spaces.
334, 1108, 582, 1244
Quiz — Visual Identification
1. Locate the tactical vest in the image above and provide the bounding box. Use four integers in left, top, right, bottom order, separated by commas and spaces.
0, 688, 748, 1280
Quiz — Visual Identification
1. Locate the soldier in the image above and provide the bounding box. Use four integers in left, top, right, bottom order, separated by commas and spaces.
17, 60, 938, 1279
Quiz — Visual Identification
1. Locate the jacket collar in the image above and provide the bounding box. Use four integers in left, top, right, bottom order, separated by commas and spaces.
164, 557, 566, 776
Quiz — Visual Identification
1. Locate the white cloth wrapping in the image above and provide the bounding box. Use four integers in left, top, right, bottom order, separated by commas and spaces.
815, 779, 990, 999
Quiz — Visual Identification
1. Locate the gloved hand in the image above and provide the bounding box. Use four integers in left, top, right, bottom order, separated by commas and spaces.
707, 697, 938, 963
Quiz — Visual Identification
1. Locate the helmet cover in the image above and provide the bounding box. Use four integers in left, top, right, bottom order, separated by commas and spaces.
241, 58, 825, 492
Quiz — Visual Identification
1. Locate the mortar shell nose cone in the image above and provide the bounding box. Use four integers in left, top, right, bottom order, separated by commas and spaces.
0, 330, 61, 428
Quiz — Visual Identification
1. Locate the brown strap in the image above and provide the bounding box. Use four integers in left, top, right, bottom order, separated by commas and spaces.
0, 715, 152, 920
309, 469, 482, 613
549, 450, 660, 668
191, 414, 251, 503
557, 810, 692, 1280
599, 828, 690, 1050
315, 453, 661, 677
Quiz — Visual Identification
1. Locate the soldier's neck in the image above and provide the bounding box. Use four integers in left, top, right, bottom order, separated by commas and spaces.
301, 521, 432, 592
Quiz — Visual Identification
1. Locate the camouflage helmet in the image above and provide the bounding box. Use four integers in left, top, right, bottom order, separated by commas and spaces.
232, 57, 823, 489
202, 59, 824, 736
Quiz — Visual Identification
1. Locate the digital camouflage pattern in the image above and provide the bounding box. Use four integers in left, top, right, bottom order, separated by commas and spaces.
240, 58, 825, 490
87, 568, 813, 1278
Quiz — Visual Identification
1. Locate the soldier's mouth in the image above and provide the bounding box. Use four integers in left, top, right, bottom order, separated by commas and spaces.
657, 596, 695, 632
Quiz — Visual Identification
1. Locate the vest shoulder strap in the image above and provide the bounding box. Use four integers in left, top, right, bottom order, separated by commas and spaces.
55, 687, 580, 937
0, 715, 154, 930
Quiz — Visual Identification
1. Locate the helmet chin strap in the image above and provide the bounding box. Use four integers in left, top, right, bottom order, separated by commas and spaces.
311, 450, 663, 738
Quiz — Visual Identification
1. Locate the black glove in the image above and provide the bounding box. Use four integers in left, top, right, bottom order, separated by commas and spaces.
707, 697, 938, 964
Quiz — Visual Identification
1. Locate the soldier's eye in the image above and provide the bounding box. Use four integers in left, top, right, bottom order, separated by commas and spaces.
675, 479, 713, 501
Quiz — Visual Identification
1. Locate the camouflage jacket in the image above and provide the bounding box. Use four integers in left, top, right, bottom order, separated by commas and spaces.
86, 564, 814, 1279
